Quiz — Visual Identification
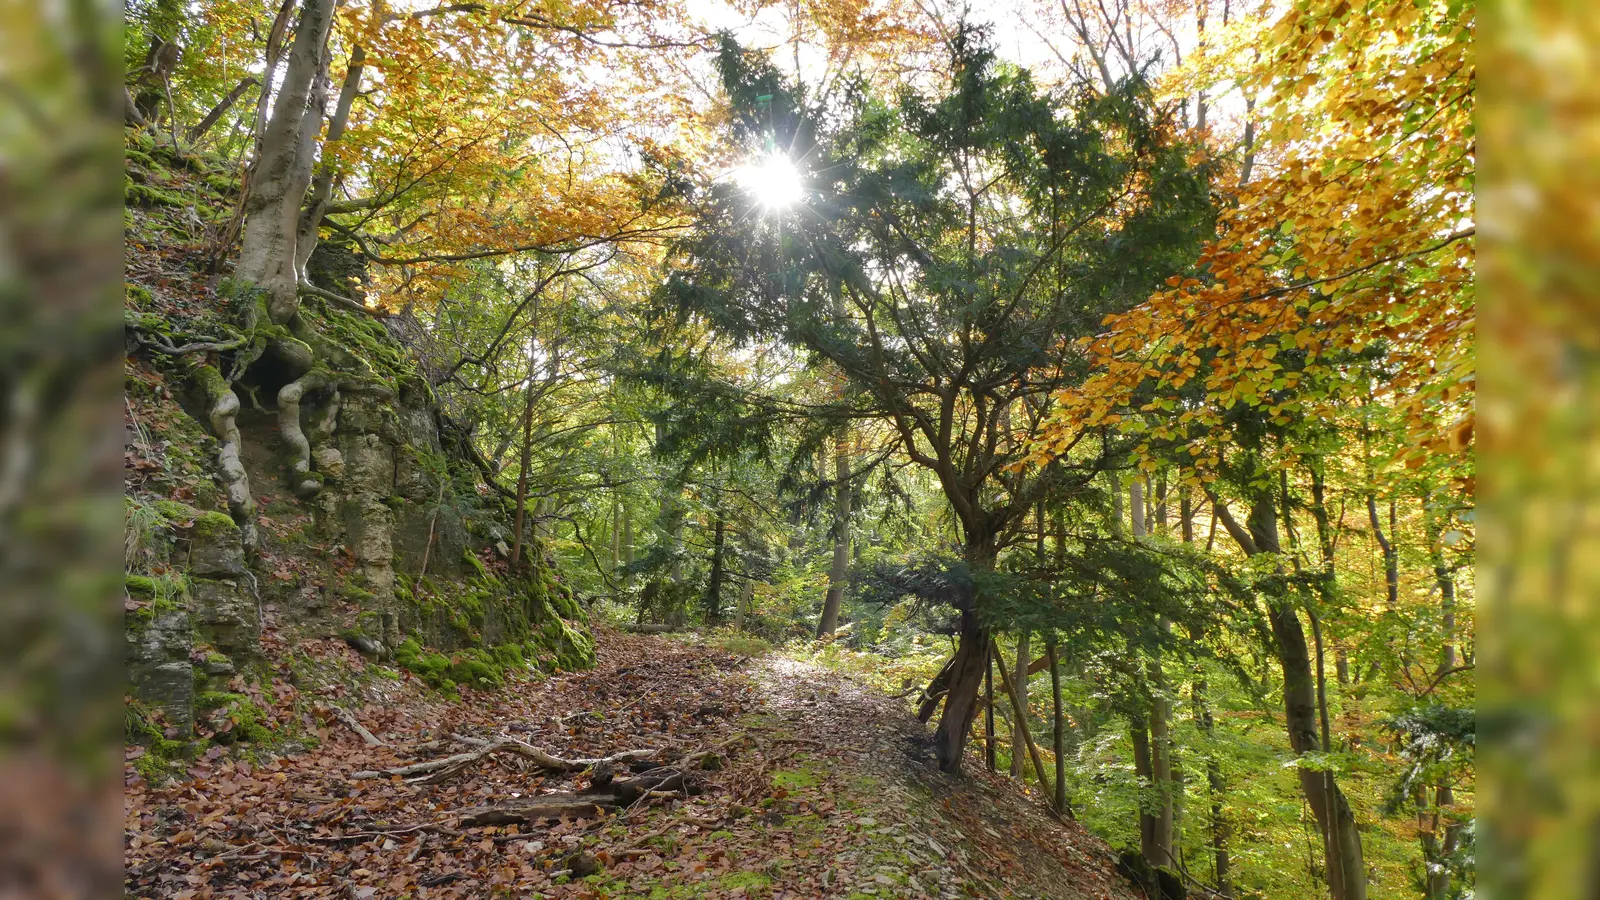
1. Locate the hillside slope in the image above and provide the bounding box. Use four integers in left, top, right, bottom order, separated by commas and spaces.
126, 630, 1139, 899
125, 130, 594, 779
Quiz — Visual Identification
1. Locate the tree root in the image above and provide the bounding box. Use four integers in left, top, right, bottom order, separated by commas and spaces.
278, 369, 328, 498
190, 363, 258, 547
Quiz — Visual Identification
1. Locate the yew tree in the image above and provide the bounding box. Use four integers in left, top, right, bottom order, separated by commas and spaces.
658, 28, 1212, 772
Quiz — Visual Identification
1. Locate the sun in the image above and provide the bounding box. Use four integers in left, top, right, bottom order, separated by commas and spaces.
735, 152, 804, 211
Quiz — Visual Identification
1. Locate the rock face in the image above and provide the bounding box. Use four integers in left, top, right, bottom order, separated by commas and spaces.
126, 506, 259, 732
126, 302, 594, 751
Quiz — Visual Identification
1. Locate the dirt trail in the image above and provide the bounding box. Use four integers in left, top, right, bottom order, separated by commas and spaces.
126, 630, 1137, 899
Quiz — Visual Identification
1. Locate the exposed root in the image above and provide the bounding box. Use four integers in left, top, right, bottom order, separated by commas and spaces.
277, 368, 328, 498
191, 362, 257, 547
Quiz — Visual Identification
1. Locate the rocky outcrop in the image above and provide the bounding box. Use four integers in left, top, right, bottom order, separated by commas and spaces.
125, 299, 594, 753
125, 504, 259, 731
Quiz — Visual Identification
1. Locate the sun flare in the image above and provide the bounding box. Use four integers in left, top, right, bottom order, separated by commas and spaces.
735, 152, 804, 210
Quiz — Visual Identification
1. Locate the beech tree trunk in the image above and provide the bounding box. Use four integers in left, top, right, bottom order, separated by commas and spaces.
984, 646, 997, 772
817, 433, 851, 636
1219, 495, 1368, 900
1184, 493, 1233, 896
1131, 478, 1174, 870
236, 0, 337, 325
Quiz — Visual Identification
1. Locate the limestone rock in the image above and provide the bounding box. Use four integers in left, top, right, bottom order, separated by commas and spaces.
313, 446, 345, 479
188, 513, 246, 578
192, 577, 259, 657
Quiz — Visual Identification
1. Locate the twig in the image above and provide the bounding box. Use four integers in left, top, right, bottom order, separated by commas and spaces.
333, 706, 385, 747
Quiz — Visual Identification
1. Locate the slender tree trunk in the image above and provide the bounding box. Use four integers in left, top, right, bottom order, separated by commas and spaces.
510, 341, 537, 568
1132, 716, 1157, 863
1423, 496, 1461, 899
734, 577, 754, 632
610, 495, 622, 576
984, 646, 997, 772
1047, 636, 1068, 815
295, 44, 365, 277
992, 640, 1053, 801
1149, 631, 1175, 870
1011, 629, 1030, 778
187, 75, 258, 143
1184, 491, 1232, 895
706, 507, 727, 620
1130, 476, 1173, 869
817, 433, 851, 636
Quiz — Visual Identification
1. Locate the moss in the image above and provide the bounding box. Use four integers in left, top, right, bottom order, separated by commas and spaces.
197, 692, 275, 744
191, 510, 240, 541
461, 549, 494, 581
125, 573, 189, 624
126, 282, 156, 311
771, 764, 823, 791
126, 180, 189, 208
203, 171, 237, 195
719, 872, 772, 892
190, 363, 230, 402
395, 637, 452, 688
153, 499, 198, 523
126, 700, 190, 782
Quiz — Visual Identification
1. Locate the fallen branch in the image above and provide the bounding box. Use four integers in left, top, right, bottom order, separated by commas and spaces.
305, 822, 461, 843
333, 706, 385, 747
350, 736, 657, 783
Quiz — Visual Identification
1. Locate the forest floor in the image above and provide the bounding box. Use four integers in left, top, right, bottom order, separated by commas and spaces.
126, 628, 1139, 900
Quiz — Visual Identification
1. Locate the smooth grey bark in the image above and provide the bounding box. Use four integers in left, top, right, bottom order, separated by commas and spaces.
1183, 491, 1232, 895
236, 0, 337, 324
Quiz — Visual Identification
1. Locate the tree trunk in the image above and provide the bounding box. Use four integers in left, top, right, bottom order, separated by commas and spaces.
1193, 671, 1233, 897
1131, 476, 1172, 868
187, 75, 259, 143
1047, 637, 1069, 816
706, 508, 727, 621
1011, 629, 1030, 778
734, 577, 754, 632
510, 341, 538, 568
984, 645, 997, 772
1184, 493, 1232, 895
1148, 638, 1175, 870
1243, 496, 1368, 900
1132, 715, 1157, 863
933, 607, 989, 773
992, 640, 1053, 800
817, 433, 851, 636
236, 0, 337, 325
